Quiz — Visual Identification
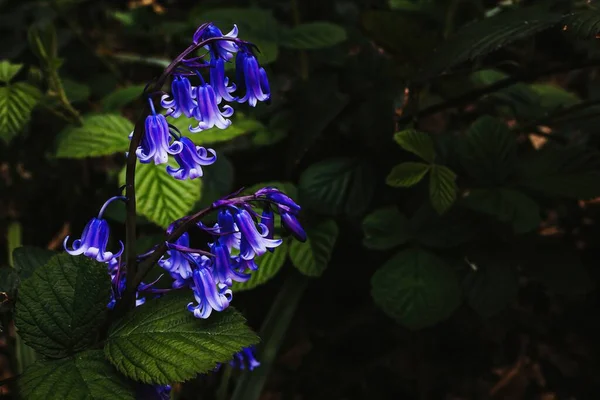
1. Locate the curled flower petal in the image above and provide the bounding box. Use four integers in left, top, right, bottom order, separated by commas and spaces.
64, 218, 123, 263
187, 266, 232, 319
189, 83, 234, 132
211, 241, 250, 285
135, 113, 183, 165
235, 49, 270, 107
195, 24, 239, 61
160, 76, 196, 118
158, 232, 194, 280
234, 208, 282, 260
230, 346, 261, 371
281, 213, 307, 242
210, 57, 237, 103
166, 137, 217, 180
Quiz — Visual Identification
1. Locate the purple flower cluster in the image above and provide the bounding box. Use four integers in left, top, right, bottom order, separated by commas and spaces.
131, 23, 270, 181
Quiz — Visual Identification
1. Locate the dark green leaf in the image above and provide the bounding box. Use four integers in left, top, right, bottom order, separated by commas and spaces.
233, 241, 289, 291
119, 162, 201, 228
429, 164, 457, 214
530, 83, 580, 111
280, 22, 346, 49
371, 248, 461, 329
15, 254, 112, 358
461, 188, 540, 234
13, 246, 55, 280
62, 78, 90, 103
562, 10, 600, 38
0, 60, 23, 83
463, 261, 518, 318
19, 350, 135, 400
169, 113, 265, 145
299, 158, 375, 216
393, 129, 436, 163
460, 116, 516, 185
362, 207, 410, 250
0, 82, 41, 143
55, 114, 132, 158
386, 162, 430, 187
104, 293, 259, 384
289, 219, 338, 277
101, 84, 145, 111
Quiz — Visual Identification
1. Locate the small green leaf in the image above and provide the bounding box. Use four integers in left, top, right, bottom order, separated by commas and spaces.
105, 292, 259, 384
530, 83, 580, 111
463, 261, 518, 318
429, 165, 457, 214
0, 82, 41, 143
15, 254, 112, 358
233, 241, 289, 291
289, 219, 338, 277
371, 248, 461, 329
298, 158, 375, 216
393, 130, 435, 163
119, 162, 201, 228
0, 60, 23, 83
62, 78, 90, 103
19, 350, 135, 400
362, 207, 410, 250
470, 69, 508, 86
460, 116, 516, 185
280, 22, 346, 49
13, 246, 55, 280
101, 84, 145, 111
55, 114, 132, 158
462, 189, 540, 234
386, 162, 430, 187
169, 113, 265, 145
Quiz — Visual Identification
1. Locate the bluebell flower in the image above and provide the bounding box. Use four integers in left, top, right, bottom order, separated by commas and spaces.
135, 384, 172, 400
260, 208, 275, 240
158, 232, 194, 280
161, 75, 197, 118
230, 346, 261, 371
64, 218, 123, 262
187, 264, 232, 319
210, 241, 250, 285
189, 81, 234, 132
257, 187, 306, 242
235, 49, 270, 107
281, 212, 306, 242
194, 24, 239, 61
210, 57, 237, 103
134, 109, 183, 165
166, 137, 217, 180
234, 208, 282, 260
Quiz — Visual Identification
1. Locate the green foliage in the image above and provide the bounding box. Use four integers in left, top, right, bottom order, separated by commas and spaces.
290, 219, 338, 277
0, 78, 42, 143
0, 60, 23, 83
15, 254, 111, 358
462, 260, 518, 318
386, 162, 430, 187
562, 10, 600, 38
169, 113, 266, 145
13, 246, 55, 279
233, 241, 289, 291
462, 189, 540, 234
298, 158, 375, 217
393, 130, 436, 163
280, 22, 347, 49
19, 350, 135, 400
55, 114, 132, 158
371, 248, 461, 329
429, 164, 457, 214
101, 84, 145, 111
362, 207, 410, 250
104, 292, 259, 384
119, 162, 201, 228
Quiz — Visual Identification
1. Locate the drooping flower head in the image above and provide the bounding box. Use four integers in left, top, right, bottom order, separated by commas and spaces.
159, 232, 194, 280
209, 57, 237, 103
160, 75, 197, 119
233, 207, 282, 260
134, 99, 183, 165
210, 240, 250, 286
189, 74, 234, 132
257, 187, 306, 242
194, 23, 239, 61
63, 196, 125, 263
187, 260, 232, 319
230, 346, 261, 371
166, 136, 217, 180
235, 46, 270, 107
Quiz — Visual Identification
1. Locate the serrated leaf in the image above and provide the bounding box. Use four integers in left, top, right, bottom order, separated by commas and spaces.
15, 254, 111, 358
419, 6, 563, 81
362, 207, 410, 250
13, 246, 55, 280
386, 162, 430, 187
233, 241, 288, 291
393, 130, 435, 163
298, 158, 375, 216
104, 292, 259, 384
55, 114, 132, 158
429, 165, 457, 214
562, 10, 600, 38
371, 248, 461, 329
460, 116, 516, 185
19, 350, 135, 400
101, 84, 145, 111
119, 162, 201, 228
517, 145, 600, 200
463, 261, 518, 318
462, 188, 540, 234
289, 219, 338, 277
0, 60, 23, 83
0, 82, 41, 143
280, 22, 346, 49
169, 113, 265, 145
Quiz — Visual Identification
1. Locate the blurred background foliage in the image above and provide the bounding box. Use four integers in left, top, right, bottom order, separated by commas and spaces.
4, 0, 600, 398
